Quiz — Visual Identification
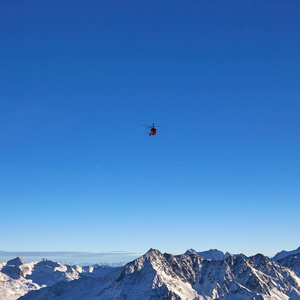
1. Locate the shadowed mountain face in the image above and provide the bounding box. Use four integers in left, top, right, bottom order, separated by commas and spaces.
278, 254, 300, 278
273, 247, 300, 261
18, 248, 300, 300
7, 257, 24, 267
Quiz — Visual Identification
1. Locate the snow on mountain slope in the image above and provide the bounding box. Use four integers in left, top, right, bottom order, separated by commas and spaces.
185, 248, 247, 260
273, 247, 300, 261
185, 248, 231, 260
0, 257, 40, 300
20, 249, 300, 300
20, 249, 200, 300
278, 255, 300, 278
0, 257, 116, 300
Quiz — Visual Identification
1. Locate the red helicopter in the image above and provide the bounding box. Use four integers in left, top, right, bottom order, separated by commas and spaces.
142, 123, 161, 136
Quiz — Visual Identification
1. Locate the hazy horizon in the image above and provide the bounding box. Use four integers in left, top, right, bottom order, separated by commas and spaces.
2, 245, 299, 265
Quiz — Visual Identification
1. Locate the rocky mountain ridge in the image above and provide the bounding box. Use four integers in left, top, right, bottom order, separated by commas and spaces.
273, 247, 300, 261
2, 247, 300, 299
185, 249, 248, 261
16, 247, 300, 300
0, 256, 116, 300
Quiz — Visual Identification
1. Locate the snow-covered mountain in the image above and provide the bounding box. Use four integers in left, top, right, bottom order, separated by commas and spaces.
19, 248, 300, 300
185, 248, 230, 260
185, 248, 248, 261
278, 254, 300, 278
273, 247, 300, 261
0, 256, 115, 300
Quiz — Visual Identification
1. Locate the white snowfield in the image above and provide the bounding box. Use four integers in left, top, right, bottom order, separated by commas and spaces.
1, 247, 300, 300
0, 257, 115, 300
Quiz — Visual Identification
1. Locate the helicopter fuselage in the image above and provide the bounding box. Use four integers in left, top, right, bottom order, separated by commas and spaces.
149, 128, 157, 136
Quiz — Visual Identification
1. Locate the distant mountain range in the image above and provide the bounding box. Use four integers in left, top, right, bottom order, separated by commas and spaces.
273, 246, 300, 261
185, 248, 247, 260
0, 256, 116, 300
1, 247, 300, 299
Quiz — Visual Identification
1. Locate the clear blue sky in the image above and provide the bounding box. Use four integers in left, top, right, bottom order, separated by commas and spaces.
1, 0, 299, 262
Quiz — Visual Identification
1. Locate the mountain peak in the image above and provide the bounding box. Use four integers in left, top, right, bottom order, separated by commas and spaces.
147, 248, 159, 253
273, 247, 300, 261
185, 248, 198, 255
194, 249, 228, 260
143, 248, 162, 258
7, 257, 24, 266
17, 249, 300, 300
123, 248, 163, 274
